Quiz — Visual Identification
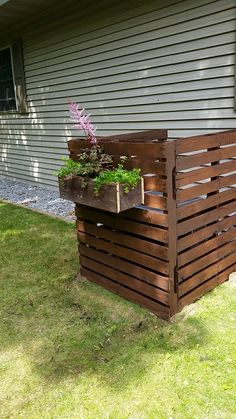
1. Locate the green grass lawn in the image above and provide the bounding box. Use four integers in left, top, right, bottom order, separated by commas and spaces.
0, 201, 236, 419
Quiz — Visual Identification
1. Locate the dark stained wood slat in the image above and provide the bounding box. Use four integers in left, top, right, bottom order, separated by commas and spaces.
177, 201, 236, 236
177, 188, 236, 221
125, 207, 168, 228
76, 206, 168, 243
178, 262, 236, 309
77, 220, 168, 260
124, 159, 167, 176
178, 213, 236, 252
80, 256, 169, 305
79, 245, 169, 291
144, 175, 166, 192
178, 206, 220, 236
81, 267, 170, 319
179, 240, 236, 281
96, 129, 168, 142
178, 227, 236, 267
176, 144, 236, 171
144, 193, 167, 210
69, 131, 168, 147
69, 140, 169, 160
78, 231, 169, 275
177, 174, 236, 203
176, 160, 236, 188
176, 130, 236, 154
179, 251, 236, 296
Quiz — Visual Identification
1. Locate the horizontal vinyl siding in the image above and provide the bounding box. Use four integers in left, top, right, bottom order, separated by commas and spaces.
0, 0, 235, 188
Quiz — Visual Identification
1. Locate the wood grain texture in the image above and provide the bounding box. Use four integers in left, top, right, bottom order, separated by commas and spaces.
79, 245, 169, 291
80, 255, 169, 305
177, 188, 236, 221
178, 260, 236, 307
176, 130, 236, 154
76, 206, 168, 243
77, 219, 168, 260
81, 266, 170, 320
59, 175, 144, 213
178, 213, 236, 252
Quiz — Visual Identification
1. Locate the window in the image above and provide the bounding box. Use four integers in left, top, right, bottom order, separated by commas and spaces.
0, 47, 16, 111
0, 40, 27, 113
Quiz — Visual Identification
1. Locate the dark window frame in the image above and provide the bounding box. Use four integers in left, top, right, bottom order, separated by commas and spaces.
0, 40, 28, 114
0, 45, 17, 112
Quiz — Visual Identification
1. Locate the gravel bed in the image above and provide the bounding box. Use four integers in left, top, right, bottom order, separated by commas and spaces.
0, 177, 75, 221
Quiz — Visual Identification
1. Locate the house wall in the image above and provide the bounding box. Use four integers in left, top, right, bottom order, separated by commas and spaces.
0, 0, 235, 189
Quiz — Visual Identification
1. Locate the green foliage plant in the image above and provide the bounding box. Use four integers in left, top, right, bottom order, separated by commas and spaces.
94, 165, 141, 195
57, 145, 113, 179
57, 99, 142, 195
58, 157, 141, 195
57, 157, 82, 178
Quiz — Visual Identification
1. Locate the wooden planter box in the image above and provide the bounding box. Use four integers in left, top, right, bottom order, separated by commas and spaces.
65, 129, 236, 320
59, 175, 144, 213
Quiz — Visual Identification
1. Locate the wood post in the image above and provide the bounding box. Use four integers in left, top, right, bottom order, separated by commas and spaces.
166, 140, 178, 317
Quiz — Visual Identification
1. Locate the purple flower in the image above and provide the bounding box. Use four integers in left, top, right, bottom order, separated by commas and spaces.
68, 99, 97, 144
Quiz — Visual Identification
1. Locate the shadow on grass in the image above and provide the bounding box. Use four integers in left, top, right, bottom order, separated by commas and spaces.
0, 202, 207, 390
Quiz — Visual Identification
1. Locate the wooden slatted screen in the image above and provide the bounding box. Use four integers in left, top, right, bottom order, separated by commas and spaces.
69, 130, 174, 320
68, 129, 236, 319
176, 130, 236, 311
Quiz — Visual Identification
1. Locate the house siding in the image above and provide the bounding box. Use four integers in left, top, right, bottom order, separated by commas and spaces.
0, 0, 235, 188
